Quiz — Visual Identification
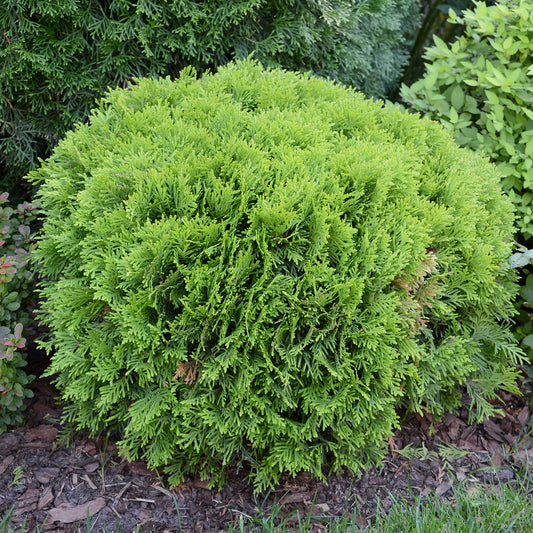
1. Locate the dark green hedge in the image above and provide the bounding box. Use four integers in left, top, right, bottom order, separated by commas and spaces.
1, 0, 420, 194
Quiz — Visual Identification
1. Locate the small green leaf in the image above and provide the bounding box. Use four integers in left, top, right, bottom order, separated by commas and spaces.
14, 323, 23, 339
522, 334, 533, 348
502, 142, 516, 156
486, 76, 502, 87
510, 252, 532, 268
451, 86, 464, 109
503, 36, 513, 50
450, 107, 459, 123
424, 70, 439, 90
520, 285, 533, 302
485, 90, 499, 105
433, 35, 450, 55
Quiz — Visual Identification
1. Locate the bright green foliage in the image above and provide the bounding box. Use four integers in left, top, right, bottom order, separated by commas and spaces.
31, 60, 522, 489
0, 0, 420, 194
401, 0, 533, 239
0, 193, 37, 432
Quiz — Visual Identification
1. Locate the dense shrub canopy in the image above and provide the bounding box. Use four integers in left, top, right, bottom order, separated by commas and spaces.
31, 60, 521, 488
0, 0, 420, 193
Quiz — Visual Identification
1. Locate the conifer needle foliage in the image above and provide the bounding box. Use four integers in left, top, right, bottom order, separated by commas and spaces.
0, 0, 420, 194
30, 60, 522, 489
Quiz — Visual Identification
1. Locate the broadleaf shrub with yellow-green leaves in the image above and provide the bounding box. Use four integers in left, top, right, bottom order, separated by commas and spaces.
31, 60, 522, 489
401, 0, 533, 240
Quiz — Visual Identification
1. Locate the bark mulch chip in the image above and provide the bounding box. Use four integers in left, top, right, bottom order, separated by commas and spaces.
1, 376, 532, 532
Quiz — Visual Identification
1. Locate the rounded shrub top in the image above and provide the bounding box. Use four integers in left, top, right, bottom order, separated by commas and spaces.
32, 60, 521, 489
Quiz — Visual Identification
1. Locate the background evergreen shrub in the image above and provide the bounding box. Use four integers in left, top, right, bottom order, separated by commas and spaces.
31, 60, 522, 489
0, 0, 420, 197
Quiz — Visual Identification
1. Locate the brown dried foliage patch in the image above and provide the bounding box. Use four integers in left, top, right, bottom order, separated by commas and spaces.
173, 360, 199, 385
393, 250, 440, 331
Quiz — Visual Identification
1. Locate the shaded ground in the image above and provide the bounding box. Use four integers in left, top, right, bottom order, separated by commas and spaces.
1, 369, 532, 532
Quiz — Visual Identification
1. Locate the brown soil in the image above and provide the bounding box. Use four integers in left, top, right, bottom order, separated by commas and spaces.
1, 364, 532, 532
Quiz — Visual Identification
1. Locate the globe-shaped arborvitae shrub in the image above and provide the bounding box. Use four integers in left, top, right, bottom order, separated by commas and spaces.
31, 60, 522, 489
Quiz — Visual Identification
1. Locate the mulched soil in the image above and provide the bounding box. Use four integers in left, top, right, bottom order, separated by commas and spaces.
1, 356, 532, 532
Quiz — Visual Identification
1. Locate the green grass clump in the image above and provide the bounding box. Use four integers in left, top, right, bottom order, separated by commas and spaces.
361, 483, 533, 533
229, 469, 533, 532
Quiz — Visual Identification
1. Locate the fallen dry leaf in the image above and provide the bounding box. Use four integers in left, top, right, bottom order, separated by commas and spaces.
48, 497, 106, 523
24, 441, 52, 449
32, 401, 61, 418
31, 379, 57, 398
20, 488, 41, 502
14, 488, 41, 516
126, 460, 154, 476
0, 454, 14, 475
354, 515, 368, 528
295, 471, 312, 483
84, 461, 99, 473
484, 439, 504, 466
280, 491, 314, 505
38, 487, 55, 510
446, 419, 462, 441
483, 419, 504, 442
517, 406, 530, 426
494, 468, 514, 482
314, 503, 330, 513
457, 439, 484, 452
14, 504, 37, 516
435, 481, 452, 497
461, 426, 476, 442
512, 448, 533, 464
0, 432, 18, 454
79, 440, 98, 456
26, 424, 58, 442
504, 433, 516, 446
35, 467, 60, 484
